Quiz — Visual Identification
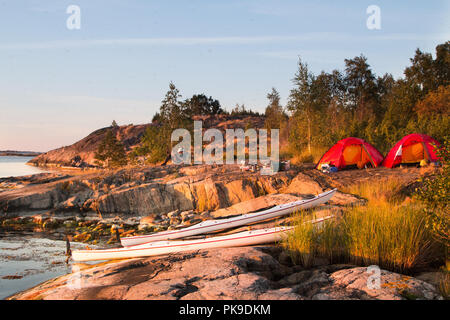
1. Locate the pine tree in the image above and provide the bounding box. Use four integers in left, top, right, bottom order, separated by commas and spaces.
94, 130, 127, 168
184, 94, 223, 116
287, 58, 315, 154
265, 87, 286, 132
138, 82, 191, 164
344, 55, 379, 122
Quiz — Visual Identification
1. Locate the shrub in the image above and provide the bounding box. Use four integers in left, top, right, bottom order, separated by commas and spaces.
95, 130, 128, 168
415, 136, 449, 247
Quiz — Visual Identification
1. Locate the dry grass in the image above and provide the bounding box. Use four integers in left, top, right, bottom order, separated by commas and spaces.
439, 272, 450, 299
341, 177, 405, 205
343, 204, 441, 273
284, 178, 444, 274
290, 146, 328, 165
284, 212, 347, 267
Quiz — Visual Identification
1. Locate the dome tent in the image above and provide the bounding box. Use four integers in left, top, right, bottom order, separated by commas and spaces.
316, 137, 384, 170
382, 133, 440, 168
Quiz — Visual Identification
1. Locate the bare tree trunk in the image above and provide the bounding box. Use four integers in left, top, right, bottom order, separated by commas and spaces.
307, 115, 311, 154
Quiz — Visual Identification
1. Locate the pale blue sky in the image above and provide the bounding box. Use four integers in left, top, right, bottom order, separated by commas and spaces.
0, 0, 449, 151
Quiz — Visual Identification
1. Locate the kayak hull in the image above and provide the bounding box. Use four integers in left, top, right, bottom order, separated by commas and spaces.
121, 188, 337, 247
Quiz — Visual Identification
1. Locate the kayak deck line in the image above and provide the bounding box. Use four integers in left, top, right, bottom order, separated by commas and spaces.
120, 188, 337, 247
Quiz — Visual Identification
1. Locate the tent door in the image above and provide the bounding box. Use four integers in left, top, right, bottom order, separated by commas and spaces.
342, 145, 362, 166
402, 142, 425, 163
342, 144, 374, 168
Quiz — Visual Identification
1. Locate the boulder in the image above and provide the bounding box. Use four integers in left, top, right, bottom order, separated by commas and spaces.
282, 172, 323, 196
312, 267, 443, 300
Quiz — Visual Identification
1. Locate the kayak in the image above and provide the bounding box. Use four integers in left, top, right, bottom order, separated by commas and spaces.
121, 188, 337, 247
72, 226, 291, 262
71, 216, 332, 262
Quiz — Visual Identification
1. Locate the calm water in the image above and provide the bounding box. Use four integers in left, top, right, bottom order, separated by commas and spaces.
0, 233, 88, 299
0, 157, 77, 299
0, 156, 48, 178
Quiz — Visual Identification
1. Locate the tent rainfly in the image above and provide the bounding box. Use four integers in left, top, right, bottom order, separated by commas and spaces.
316, 137, 384, 170
382, 133, 440, 168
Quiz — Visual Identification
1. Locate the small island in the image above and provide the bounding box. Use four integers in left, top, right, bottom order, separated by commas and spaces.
0, 151, 42, 157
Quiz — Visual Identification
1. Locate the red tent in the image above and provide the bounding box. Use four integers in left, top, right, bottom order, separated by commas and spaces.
382, 133, 440, 168
316, 137, 384, 170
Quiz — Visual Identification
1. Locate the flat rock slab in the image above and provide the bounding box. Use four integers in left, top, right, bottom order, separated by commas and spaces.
9, 247, 442, 300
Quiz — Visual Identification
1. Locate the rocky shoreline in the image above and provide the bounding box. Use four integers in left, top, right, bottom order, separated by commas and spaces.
0, 164, 444, 300
0, 164, 361, 245
8, 246, 443, 300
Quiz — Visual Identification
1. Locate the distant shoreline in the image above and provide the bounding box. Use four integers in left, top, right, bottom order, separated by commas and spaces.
0, 151, 42, 157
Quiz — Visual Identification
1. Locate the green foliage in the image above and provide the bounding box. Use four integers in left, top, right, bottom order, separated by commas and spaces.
134, 125, 169, 164
287, 58, 318, 154
183, 94, 224, 116
230, 103, 262, 116
159, 82, 187, 129
415, 136, 450, 247
264, 88, 287, 130
131, 42, 449, 167
137, 82, 193, 164
286, 42, 449, 159
344, 54, 379, 119
94, 130, 128, 168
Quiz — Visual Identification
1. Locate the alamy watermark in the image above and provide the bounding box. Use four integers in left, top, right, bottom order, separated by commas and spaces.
66, 5, 81, 30
171, 121, 279, 175
366, 265, 381, 289
366, 5, 381, 30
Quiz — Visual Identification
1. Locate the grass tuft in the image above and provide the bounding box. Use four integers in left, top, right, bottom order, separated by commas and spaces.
341, 178, 405, 205
283, 179, 445, 274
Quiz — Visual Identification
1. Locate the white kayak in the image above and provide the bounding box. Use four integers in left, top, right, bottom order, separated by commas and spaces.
121, 188, 337, 247
72, 226, 290, 262
71, 216, 333, 262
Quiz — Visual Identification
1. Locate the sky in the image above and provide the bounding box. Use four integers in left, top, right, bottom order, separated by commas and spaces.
0, 0, 448, 152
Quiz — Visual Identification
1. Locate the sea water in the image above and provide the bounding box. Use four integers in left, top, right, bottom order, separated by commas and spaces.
0, 157, 80, 299
0, 156, 48, 178
0, 233, 88, 299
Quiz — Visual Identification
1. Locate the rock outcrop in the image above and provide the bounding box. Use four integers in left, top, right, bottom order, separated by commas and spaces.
27, 114, 267, 168
9, 246, 442, 300
0, 166, 295, 216
1, 164, 362, 218
28, 124, 153, 168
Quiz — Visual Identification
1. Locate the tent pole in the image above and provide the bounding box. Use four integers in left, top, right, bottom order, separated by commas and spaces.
422, 141, 432, 161
362, 144, 376, 167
